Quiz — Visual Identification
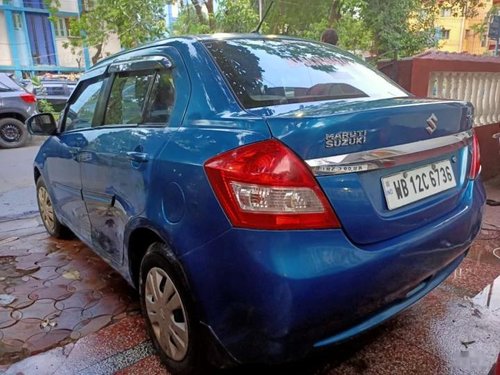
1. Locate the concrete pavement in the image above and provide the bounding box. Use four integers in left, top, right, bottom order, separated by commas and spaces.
0, 143, 43, 220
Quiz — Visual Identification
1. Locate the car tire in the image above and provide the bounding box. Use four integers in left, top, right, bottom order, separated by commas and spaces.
36, 178, 71, 238
140, 242, 210, 375
0, 117, 29, 148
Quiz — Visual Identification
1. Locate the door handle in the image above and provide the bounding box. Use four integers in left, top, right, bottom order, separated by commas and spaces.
125, 151, 149, 163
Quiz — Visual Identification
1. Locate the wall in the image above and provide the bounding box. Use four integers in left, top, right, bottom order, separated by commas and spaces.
0, 11, 12, 66
87, 33, 121, 64
13, 11, 31, 67
56, 0, 78, 13
55, 38, 82, 68
435, 0, 492, 55
101, 33, 121, 59
436, 15, 464, 52
0, 0, 87, 74
476, 123, 500, 179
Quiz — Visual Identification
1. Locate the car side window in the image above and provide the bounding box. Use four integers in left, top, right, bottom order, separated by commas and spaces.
65, 78, 106, 131
142, 71, 176, 125
103, 71, 155, 125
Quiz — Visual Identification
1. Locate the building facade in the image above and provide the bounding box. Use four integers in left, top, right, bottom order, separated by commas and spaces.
435, 0, 500, 55
0, 0, 122, 78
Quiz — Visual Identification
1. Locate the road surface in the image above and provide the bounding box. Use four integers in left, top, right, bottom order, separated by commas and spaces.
0, 143, 41, 219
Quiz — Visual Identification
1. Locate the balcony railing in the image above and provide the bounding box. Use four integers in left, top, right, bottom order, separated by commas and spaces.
377, 51, 500, 179
428, 71, 500, 126
378, 51, 500, 128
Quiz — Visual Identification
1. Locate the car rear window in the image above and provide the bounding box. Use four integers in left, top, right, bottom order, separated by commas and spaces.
46, 86, 66, 95
203, 38, 407, 109
0, 74, 24, 91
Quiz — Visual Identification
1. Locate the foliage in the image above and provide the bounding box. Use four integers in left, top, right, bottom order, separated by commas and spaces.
65, 0, 167, 64
423, 0, 485, 18
261, 0, 331, 35
30, 77, 56, 115
43, 0, 60, 22
362, 0, 437, 58
215, 0, 260, 33
46, 0, 490, 65
172, 5, 212, 35
197, 0, 438, 58
335, 12, 373, 53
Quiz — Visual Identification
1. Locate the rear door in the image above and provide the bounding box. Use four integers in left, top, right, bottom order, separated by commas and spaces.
79, 48, 189, 265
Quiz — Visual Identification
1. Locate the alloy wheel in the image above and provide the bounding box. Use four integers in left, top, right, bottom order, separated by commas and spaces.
0, 123, 21, 142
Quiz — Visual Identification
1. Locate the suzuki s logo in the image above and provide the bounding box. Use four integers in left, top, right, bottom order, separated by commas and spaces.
426, 113, 438, 134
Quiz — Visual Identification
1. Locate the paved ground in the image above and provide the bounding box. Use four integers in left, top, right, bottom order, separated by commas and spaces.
0, 141, 44, 220
0, 144, 499, 374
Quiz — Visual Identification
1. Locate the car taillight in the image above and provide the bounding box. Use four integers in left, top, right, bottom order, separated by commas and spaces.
204, 139, 340, 230
469, 131, 481, 179
20, 93, 36, 103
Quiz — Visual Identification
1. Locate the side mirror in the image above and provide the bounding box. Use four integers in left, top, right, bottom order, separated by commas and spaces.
26, 113, 58, 135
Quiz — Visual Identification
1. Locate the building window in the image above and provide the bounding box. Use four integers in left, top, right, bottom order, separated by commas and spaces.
54, 18, 72, 38
26, 13, 57, 65
442, 29, 451, 39
440, 8, 452, 17
23, 0, 45, 9
13, 13, 23, 30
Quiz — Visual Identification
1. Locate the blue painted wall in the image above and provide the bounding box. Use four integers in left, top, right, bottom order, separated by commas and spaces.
13, 11, 32, 67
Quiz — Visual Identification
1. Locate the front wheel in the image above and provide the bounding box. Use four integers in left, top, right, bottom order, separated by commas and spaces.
139, 242, 209, 375
0, 118, 29, 148
36, 178, 70, 238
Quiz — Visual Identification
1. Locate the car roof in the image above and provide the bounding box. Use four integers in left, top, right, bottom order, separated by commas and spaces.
89, 34, 316, 71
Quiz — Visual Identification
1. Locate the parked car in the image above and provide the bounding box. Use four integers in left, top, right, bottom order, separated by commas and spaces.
27, 35, 485, 374
0, 73, 37, 148
32, 79, 76, 112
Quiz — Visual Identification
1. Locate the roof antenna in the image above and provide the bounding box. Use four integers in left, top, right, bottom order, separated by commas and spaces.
252, 1, 274, 33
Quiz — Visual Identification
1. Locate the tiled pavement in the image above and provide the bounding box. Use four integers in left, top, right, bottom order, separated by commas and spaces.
0, 221, 138, 368
0, 178, 499, 375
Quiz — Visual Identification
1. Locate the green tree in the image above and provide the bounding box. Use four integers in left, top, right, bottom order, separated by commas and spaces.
262, 0, 331, 35
215, 0, 260, 33
361, 0, 436, 58
66, 0, 167, 64
172, 6, 212, 34
173, 0, 259, 35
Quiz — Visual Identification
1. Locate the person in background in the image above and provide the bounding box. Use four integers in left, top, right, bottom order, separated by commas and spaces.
321, 29, 339, 46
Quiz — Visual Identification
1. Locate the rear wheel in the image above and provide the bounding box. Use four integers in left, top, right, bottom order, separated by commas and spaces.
140, 242, 209, 375
0, 118, 29, 148
36, 178, 70, 238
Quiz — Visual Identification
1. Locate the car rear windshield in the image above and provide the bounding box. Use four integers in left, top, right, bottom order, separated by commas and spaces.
203, 38, 407, 109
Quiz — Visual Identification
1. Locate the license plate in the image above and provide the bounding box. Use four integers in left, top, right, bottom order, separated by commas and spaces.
381, 160, 456, 210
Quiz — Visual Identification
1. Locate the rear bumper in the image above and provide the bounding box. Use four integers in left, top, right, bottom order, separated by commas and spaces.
181, 179, 485, 364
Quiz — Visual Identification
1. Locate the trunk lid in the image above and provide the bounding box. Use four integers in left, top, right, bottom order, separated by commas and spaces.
259, 97, 474, 245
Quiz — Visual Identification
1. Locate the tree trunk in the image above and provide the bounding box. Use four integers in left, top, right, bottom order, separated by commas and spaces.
328, 0, 342, 27
92, 43, 103, 65
206, 0, 215, 29
191, 0, 205, 23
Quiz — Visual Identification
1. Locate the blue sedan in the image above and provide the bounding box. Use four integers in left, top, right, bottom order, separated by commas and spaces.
27, 34, 485, 373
